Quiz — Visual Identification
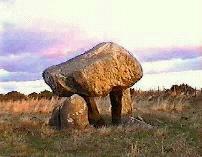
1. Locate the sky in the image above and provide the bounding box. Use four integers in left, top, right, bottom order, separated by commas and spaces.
0, 0, 202, 94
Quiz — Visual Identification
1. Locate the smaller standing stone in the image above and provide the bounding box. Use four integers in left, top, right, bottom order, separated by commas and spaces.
49, 94, 89, 129
122, 88, 133, 116
95, 88, 133, 116
49, 105, 61, 129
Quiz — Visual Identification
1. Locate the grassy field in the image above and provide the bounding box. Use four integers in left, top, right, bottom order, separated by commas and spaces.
0, 92, 201, 157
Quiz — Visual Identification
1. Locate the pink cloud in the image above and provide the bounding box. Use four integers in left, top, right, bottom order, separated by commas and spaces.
39, 29, 101, 58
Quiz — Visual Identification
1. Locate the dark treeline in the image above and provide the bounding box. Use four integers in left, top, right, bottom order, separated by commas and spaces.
0, 90, 54, 101
131, 83, 199, 98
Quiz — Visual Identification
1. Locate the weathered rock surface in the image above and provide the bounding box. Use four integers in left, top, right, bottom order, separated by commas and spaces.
43, 42, 143, 97
49, 94, 89, 129
95, 88, 133, 115
121, 88, 133, 115
49, 105, 61, 129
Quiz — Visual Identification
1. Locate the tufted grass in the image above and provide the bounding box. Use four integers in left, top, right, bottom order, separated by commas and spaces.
0, 94, 201, 156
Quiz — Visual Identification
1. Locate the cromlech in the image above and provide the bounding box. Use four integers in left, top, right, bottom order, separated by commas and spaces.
43, 42, 143, 129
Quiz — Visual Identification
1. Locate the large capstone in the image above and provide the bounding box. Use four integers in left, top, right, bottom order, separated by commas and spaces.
43, 42, 143, 97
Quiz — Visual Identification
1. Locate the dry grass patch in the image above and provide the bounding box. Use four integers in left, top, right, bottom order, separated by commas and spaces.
135, 95, 190, 113
0, 94, 201, 156
0, 98, 60, 113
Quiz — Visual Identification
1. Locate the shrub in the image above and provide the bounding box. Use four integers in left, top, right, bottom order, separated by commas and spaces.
28, 92, 39, 99
2, 91, 27, 101
37, 90, 54, 99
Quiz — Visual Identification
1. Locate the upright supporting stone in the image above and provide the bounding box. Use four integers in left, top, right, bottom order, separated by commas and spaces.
110, 88, 133, 125
122, 88, 133, 116
95, 88, 133, 116
110, 90, 123, 125
82, 96, 105, 127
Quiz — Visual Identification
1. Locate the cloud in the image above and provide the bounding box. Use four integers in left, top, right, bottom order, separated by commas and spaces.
0, 69, 9, 77
0, 0, 202, 92
0, 68, 40, 81
134, 70, 202, 90
0, 80, 50, 94
135, 47, 202, 62
1, 0, 202, 49
0, 24, 103, 73
1, 24, 60, 54
0, 0, 15, 4
0, 53, 66, 73
142, 56, 202, 74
